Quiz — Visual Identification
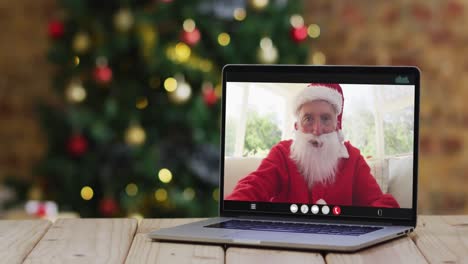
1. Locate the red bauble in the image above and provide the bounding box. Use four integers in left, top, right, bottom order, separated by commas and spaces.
93, 66, 113, 84
67, 134, 88, 157
99, 197, 119, 216
180, 28, 201, 46
48, 20, 65, 39
203, 88, 218, 106
290, 26, 308, 43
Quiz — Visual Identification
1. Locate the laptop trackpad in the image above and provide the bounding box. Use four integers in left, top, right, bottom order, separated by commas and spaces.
229, 230, 295, 243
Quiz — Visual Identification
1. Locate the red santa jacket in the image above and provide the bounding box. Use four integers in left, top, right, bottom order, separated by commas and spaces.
226, 140, 400, 208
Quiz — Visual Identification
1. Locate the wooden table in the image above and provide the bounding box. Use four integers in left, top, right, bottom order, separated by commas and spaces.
1, 215, 467, 263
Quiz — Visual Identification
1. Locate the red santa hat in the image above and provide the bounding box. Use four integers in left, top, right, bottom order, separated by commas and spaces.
293, 83, 344, 130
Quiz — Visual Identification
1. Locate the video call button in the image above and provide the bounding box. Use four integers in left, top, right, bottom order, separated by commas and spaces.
332, 206, 341, 215
290, 204, 298, 213
321, 205, 330, 215
311, 205, 319, 214
300, 204, 309, 214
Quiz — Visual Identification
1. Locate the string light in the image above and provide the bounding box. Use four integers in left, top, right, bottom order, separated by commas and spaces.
164, 77, 177, 92
307, 24, 321, 38
199, 60, 213, 72
260, 37, 272, 49
312, 51, 326, 65
129, 213, 144, 222
114, 8, 134, 32
175, 42, 191, 62
81, 186, 94, 200
258, 37, 278, 64
158, 168, 173, 183
125, 124, 146, 146
170, 80, 192, 104
217, 33, 230, 46
215, 83, 222, 97
290, 14, 304, 28
125, 183, 138, 196
73, 32, 91, 53
154, 188, 168, 202
233, 8, 246, 21
136, 97, 148, 109
183, 187, 195, 200
66, 82, 86, 103
183, 19, 196, 32
212, 188, 219, 201
250, 0, 269, 10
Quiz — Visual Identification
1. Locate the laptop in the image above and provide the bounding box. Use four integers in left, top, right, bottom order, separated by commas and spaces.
148, 65, 420, 251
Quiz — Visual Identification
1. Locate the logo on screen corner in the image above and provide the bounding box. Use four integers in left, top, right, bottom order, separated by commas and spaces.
395, 75, 410, 84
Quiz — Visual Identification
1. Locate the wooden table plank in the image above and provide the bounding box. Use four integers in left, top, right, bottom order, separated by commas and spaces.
125, 218, 224, 264
226, 247, 325, 264
325, 236, 427, 264
23, 218, 137, 264
136, 218, 206, 234
0, 220, 51, 264
412, 215, 468, 263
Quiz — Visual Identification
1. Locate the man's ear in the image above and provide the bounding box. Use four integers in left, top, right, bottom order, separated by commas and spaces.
294, 122, 298, 130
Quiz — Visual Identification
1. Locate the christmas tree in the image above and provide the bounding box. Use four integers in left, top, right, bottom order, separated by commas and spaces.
32, 0, 311, 218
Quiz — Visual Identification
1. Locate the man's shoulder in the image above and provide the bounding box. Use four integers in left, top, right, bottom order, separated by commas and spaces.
344, 141, 362, 157
270, 140, 293, 154
277, 139, 293, 147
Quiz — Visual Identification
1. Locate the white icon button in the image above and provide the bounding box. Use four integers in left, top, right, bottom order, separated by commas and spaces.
311, 205, 319, 214
290, 204, 298, 213
321, 205, 330, 215
300, 204, 309, 214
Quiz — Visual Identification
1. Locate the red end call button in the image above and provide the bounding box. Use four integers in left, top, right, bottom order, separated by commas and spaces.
332, 206, 341, 215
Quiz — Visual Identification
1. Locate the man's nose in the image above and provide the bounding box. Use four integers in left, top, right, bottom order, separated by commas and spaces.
311, 121, 322, 136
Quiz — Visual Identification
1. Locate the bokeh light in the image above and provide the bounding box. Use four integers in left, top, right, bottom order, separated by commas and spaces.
218, 33, 231, 46
158, 168, 173, 183
81, 186, 94, 200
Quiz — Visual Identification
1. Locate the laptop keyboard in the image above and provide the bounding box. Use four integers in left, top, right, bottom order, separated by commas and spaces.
205, 220, 382, 236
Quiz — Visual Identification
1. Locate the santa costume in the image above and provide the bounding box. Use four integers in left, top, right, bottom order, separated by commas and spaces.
226, 83, 400, 208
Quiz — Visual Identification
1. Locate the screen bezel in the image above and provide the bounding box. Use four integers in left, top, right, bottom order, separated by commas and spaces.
219, 64, 420, 227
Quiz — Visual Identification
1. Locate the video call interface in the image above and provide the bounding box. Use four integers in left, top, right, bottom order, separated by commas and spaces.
221, 70, 418, 220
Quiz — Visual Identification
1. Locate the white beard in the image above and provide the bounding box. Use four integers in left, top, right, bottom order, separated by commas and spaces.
290, 131, 345, 188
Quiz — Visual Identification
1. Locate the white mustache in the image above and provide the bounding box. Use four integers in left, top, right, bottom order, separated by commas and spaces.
301, 133, 334, 148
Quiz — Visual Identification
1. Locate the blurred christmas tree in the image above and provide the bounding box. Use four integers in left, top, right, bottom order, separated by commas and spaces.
27, 0, 311, 217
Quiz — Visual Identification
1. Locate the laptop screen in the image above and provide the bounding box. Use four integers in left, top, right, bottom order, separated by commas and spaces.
220, 65, 419, 222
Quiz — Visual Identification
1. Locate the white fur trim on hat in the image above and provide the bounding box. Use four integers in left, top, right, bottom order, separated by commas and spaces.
294, 86, 343, 116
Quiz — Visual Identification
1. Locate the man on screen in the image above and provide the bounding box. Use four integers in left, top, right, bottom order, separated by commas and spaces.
226, 83, 400, 208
